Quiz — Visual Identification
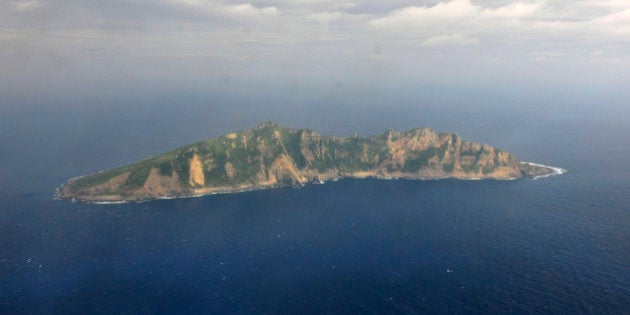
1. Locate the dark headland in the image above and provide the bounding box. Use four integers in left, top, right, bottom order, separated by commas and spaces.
57, 122, 561, 202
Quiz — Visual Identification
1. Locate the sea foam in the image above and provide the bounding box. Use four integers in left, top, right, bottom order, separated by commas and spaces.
522, 162, 567, 180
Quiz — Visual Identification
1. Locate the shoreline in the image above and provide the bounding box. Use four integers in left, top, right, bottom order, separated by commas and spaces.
520, 162, 567, 180
57, 162, 564, 204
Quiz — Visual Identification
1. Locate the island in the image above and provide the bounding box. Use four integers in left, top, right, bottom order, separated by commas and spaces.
57, 121, 560, 202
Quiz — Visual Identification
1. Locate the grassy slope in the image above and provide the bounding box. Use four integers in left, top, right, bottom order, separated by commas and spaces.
64, 122, 518, 197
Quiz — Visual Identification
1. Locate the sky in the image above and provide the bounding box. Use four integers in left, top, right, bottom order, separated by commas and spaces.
1, 0, 629, 107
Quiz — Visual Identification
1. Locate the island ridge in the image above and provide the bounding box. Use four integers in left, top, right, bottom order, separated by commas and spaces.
58, 121, 556, 202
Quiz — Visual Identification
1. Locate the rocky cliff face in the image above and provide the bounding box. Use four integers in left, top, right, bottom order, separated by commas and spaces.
58, 122, 547, 202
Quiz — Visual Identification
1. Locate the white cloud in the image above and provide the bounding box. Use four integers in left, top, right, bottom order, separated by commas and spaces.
223, 3, 278, 17
164, 0, 279, 19
309, 11, 345, 25
13, 0, 40, 11
579, 0, 630, 10
599, 8, 630, 24
365, 0, 630, 49
370, 0, 549, 30
266, 0, 357, 11
421, 33, 478, 46
481, 2, 543, 18
370, 0, 479, 28
1, 0, 630, 91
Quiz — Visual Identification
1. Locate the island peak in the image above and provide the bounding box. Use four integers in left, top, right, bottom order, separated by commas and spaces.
58, 122, 560, 202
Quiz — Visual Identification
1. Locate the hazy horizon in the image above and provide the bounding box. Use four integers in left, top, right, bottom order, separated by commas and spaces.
1, 0, 630, 117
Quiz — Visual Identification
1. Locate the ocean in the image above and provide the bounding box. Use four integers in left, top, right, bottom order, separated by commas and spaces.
1, 91, 629, 313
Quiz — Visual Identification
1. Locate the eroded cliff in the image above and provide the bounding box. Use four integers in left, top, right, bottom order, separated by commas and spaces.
58, 121, 552, 202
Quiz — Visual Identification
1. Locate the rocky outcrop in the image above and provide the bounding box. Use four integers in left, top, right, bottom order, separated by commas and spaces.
188, 154, 205, 187
58, 122, 556, 202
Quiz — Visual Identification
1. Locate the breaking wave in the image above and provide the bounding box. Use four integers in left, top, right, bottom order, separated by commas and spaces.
522, 162, 567, 180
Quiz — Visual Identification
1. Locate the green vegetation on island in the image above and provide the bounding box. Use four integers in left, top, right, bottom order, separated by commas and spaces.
58, 121, 555, 202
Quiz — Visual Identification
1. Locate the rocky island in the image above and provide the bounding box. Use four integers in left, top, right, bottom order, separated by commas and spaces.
58, 122, 560, 202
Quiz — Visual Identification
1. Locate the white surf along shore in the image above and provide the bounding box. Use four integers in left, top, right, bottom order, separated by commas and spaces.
521, 162, 567, 180
57, 161, 567, 204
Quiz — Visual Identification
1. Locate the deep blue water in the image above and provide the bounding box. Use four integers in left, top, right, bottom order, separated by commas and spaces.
1, 96, 629, 313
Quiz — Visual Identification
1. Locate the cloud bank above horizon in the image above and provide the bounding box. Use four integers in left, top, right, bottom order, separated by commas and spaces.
1, 0, 629, 100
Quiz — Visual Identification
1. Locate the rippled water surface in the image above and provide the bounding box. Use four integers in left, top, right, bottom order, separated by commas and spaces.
1, 102, 628, 313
